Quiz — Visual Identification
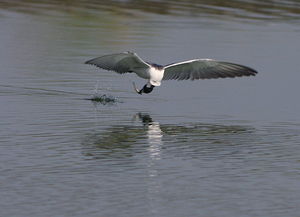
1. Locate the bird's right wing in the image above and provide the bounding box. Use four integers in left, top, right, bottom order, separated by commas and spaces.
85, 52, 150, 74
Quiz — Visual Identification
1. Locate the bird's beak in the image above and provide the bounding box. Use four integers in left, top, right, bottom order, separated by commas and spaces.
132, 82, 143, 95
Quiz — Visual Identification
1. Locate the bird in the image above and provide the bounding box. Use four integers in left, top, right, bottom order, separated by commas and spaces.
85, 51, 257, 94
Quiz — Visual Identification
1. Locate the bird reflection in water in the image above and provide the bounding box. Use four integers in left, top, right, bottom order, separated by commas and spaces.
133, 113, 163, 161
82, 113, 254, 161
133, 113, 163, 212
82, 113, 164, 161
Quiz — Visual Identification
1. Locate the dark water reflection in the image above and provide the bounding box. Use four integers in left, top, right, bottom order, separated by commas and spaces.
83, 113, 255, 160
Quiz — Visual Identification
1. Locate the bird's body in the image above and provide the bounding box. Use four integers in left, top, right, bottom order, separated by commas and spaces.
146, 66, 164, 86
85, 51, 257, 94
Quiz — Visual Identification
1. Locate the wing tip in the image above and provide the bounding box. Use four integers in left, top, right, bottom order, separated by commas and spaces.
85, 57, 97, 65
84, 59, 102, 70
222, 62, 258, 77
246, 68, 258, 76
85, 59, 91, 65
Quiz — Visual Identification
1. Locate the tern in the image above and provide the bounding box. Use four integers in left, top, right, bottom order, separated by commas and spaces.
85, 51, 257, 94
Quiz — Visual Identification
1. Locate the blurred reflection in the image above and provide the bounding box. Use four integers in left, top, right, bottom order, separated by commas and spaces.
82, 113, 163, 160
133, 113, 163, 160
82, 113, 255, 161
1, 0, 300, 21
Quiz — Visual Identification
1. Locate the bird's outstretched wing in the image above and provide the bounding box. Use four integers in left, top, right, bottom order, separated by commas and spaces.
85, 51, 150, 74
163, 59, 257, 80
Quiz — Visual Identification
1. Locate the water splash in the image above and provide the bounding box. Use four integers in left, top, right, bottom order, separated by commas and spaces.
86, 81, 119, 104
88, 93, 118, 104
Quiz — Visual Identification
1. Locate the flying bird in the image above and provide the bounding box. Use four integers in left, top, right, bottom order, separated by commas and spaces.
85, 51, 257, 94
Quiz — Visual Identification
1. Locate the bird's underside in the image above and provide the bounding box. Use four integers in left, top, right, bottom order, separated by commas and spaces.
85, 51, 258, 95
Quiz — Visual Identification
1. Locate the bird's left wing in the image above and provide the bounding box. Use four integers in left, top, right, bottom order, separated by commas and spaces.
163, 59, 257, 80
85, 51, 150, 74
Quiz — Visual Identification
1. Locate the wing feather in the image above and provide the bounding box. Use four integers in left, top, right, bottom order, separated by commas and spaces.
163, 59, 257, 80
85, 52, 150, 74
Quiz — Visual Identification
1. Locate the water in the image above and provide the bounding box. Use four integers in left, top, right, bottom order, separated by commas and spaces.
1, 1, 300, 216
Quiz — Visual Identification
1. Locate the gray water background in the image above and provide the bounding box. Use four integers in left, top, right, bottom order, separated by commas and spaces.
1, 1, 300, 216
